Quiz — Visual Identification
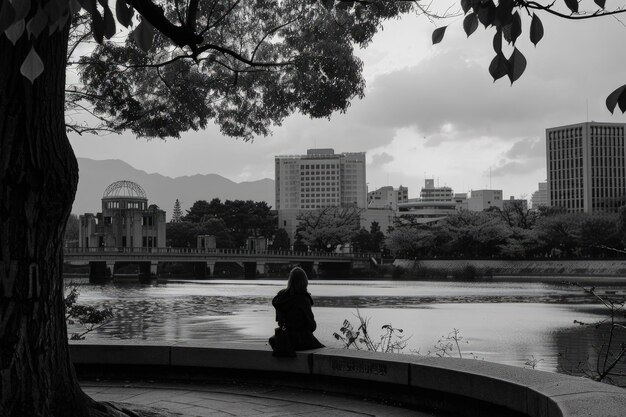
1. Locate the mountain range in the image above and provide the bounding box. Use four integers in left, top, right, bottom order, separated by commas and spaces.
73, 158, 275, 218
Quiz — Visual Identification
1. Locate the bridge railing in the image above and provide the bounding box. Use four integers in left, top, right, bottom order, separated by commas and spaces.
64, 247, 375, 259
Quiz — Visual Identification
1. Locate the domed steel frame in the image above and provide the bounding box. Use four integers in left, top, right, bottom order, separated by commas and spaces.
102, 180, 147, 200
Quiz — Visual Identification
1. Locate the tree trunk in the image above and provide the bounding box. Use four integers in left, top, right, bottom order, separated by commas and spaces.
0, 15, 94, 417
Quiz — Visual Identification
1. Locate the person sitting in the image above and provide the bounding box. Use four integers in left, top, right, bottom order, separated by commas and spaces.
269, 267, 324, 354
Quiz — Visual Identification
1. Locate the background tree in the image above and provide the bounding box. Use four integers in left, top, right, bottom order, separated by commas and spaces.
270, 228, 291, 251
2, 2, 422, 416
297, 206, 362, 251
183, 199, 212, 222
171, 199, 183, 222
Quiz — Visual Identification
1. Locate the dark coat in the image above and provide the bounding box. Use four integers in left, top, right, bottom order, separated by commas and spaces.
272, 290, 324, 350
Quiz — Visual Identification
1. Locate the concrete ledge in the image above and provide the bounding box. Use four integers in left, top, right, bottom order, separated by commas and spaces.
70, 340, 170, 365
170, 342, 312, 374
69, 341, 626, 417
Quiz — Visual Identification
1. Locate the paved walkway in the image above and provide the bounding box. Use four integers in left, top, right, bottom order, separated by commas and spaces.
83, 380, 435, 416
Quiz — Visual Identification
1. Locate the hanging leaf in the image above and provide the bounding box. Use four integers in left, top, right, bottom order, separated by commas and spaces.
606, 84, 626, 114
20, 46, 44, 84
460, 0, 471, 13
115, 0, 133, 28
564, 0, 578, 13
492, 29, 502, 54
133, 18, 154, 52
91, 9, 104, 44
431, 26, 447, 45
477, 1, 496, 28
11, 0, 30, 21
0, 0, 16, 33
594, 0, 606, 8
495, 0, 514, 26
509, 11, 521, 45
103, 4, 115, 39
529, 13, 544, 46
489, 52, 508, 81
26, 6, 47, 38
4, 18, 24, 45
463, 13, 478, 37
507, 47, 526, 84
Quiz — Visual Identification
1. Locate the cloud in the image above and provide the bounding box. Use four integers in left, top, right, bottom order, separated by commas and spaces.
370, 152, 394, 167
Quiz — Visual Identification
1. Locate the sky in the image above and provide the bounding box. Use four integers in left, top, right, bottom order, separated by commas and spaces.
68, 3, 626, 201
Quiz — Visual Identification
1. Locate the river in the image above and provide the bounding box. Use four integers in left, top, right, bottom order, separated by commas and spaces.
65, 278, 626, 379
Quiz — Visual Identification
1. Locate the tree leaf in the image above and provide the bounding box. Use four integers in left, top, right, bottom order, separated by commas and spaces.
26, 6, 47, 38
20, 46, 44, 84
529, 13, 544, 46
460, 0, 471, 13
495, 0, 514, 26
489, 52, 508, 81
606, 84, 626, 114
507, 47, 526, 84
115, 0, 133, 28
133, 18, 154, 52
431, 26, 447, 45
510, 11, 521, 45
492, 29, 502, 54
463, 13, 478, 37
4, 18, 24, 45
0, 0, 16, 33
564, 0, 578, 13
594, 0, 606, 8
477, 1, 496, 28
103, 4, 115, 39
91, 9, 104, 44
11, 0, 30, 21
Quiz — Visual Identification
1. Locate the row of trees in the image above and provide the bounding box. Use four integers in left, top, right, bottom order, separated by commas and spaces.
166, 198, 277, 249
386, 204, 626, 259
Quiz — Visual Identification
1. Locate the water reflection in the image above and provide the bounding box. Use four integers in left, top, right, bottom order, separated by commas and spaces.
66, 279, 625, 375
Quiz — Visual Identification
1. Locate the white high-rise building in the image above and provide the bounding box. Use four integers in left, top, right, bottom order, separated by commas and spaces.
546, 122, 626, 213
275, 149, 367, 237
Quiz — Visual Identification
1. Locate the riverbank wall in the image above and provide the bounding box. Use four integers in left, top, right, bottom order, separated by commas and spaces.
392, 259, 626, 282
70, 341, 626, 417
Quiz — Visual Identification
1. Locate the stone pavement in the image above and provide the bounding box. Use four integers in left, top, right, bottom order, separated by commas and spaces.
82, 380, 435, 416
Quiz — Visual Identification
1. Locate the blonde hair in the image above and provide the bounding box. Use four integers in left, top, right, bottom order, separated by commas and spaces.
285, 267, 308, 294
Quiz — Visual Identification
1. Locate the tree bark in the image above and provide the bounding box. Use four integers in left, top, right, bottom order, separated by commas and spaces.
0, 15, 93, 417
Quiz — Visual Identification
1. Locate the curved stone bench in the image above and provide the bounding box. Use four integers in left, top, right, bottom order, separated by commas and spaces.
69, 341, 626, 417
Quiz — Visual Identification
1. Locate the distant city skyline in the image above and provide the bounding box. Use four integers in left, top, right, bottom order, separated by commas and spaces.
69, 9, 626, 200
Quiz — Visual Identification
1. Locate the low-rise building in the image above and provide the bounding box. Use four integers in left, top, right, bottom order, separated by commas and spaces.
367, 185, 408, 210
467, 189, 503, 211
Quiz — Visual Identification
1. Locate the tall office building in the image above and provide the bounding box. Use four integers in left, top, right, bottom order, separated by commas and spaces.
546, 122, 626, 212
275, 149, 367, 237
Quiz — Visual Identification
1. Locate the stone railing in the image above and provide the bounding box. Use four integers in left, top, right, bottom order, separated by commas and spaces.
69, 341, 625, 417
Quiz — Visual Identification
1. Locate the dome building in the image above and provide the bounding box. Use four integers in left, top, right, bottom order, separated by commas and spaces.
79, 181, 166, 249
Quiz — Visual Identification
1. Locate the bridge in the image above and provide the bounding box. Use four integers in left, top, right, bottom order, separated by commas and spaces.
63, 247, 376, 280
